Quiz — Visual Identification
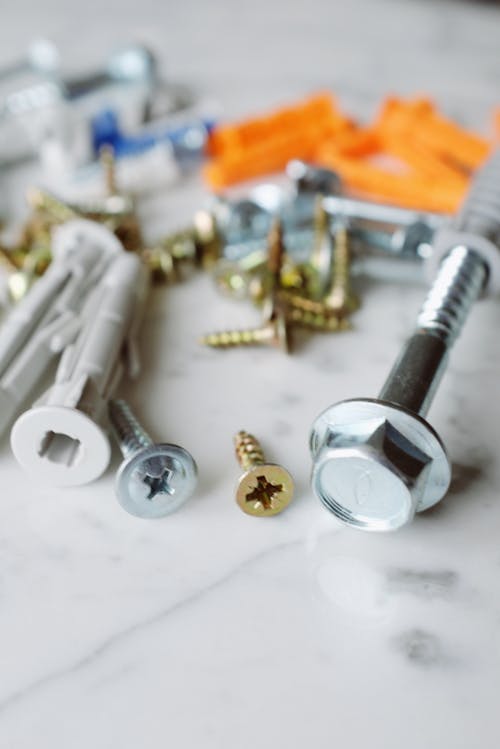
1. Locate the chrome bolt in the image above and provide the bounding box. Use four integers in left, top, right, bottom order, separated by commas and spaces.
310, 244, 488, 532
108, 399, 197, 519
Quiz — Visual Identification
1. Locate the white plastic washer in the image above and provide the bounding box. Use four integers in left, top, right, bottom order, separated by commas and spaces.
11, 405, 111, 487
426, 229, 500, 295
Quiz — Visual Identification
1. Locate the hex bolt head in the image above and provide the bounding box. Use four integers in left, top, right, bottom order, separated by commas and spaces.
310, 399, 451, 531
116, 443, 198, 519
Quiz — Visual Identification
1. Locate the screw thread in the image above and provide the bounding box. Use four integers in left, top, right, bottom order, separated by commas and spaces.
108, 399, 153, 459
267, 219, 285, 279
288, 306, 350, 331
310, 197, 328, 260
234, 430, 266, 471
281, 291, 328, 315
200, 324, 274, 348
417, 245, 487, 345
325, 225, 357, 312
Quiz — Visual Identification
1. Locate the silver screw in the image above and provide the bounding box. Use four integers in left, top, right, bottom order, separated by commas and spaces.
108, 399, 197, 519
310, 244, 487, 531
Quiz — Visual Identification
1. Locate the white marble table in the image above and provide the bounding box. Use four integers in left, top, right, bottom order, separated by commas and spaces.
1, 1, 500, 747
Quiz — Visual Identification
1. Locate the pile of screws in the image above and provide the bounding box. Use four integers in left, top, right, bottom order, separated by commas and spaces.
200, 216, 359, 352
2, 47, 500, 534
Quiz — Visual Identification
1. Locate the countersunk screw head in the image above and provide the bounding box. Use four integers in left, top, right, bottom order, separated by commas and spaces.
236, 463, 294, 517
116, 443, 198, 519
234, 430, 294, 516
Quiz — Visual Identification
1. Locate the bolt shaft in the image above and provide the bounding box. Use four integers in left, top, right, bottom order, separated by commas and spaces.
234, 430, 265, 471
108, 399, 153, 459
379, 245, 487, 416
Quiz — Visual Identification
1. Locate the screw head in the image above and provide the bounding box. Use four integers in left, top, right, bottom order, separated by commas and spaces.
310, 399, 451, 531
236, 463, 294, 516
116, 443, 198, 519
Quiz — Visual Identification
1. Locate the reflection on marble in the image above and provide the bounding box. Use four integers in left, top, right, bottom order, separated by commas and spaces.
1, 0, 500, 747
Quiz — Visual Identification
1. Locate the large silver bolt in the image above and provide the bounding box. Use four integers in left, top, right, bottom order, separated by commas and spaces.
108, 399, 197, 519
310, 149, 500, 532
310, 244, 487, 531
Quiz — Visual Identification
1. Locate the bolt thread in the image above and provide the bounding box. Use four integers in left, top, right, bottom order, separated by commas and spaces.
108, 399, 153, 459
234, 430, 265, 471
455, 149, 500, 242
417, 245, 487, 345
200, 325, 274, 348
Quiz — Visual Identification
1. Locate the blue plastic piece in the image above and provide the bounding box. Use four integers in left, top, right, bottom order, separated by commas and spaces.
90, 109, 216, 163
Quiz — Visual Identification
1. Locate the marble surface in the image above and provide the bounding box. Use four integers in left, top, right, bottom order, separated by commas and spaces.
1, 1, 500, 747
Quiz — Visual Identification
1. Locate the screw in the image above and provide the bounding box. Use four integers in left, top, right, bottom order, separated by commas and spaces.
307, 197, 333, 299
0, 246, 19, 274
323, 222, 359, 314
287, 306, 351, 332
141, 245, 178, 284
27, 186, 133, 222
234, 430, 294, 516
310, 244, 487, 531
283, 222, 359, 319
200, 219, 291, 352
108, 399, 198, 518
28, 184, 143, 254
200, 308, 290, 351
100, 145, 118, 197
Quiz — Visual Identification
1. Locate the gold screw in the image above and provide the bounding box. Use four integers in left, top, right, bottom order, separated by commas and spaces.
0, 246, 20, 274
99, 144, 118, 197
192, 210, 223, 268
283, 223, 359, 319
141, 246, 178, 284
26, 187, 79, 224
26, 186, 142, 251
200, 307, 290, 351
325, 222, 359, 314
287, 306, 351, 332
200, 220, 291, 352
234, 430, 294, 516
307, 197, 332, 299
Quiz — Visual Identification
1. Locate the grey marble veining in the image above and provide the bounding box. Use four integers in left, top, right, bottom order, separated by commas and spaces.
0, 1, 500, 747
